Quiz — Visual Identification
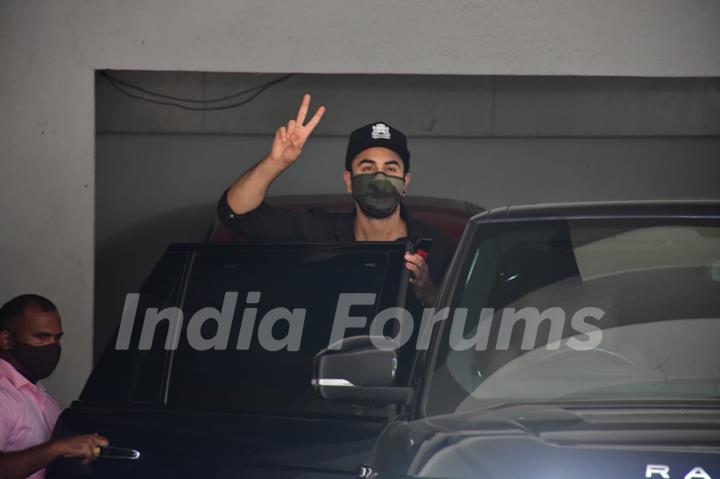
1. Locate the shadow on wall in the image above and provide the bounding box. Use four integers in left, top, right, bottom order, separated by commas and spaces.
94, 203, 215, 361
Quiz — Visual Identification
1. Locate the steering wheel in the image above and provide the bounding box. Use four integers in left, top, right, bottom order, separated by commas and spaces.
537, 346, 642, 368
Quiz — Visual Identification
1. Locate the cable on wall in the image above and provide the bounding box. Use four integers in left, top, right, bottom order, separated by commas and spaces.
99, 71, 295, 111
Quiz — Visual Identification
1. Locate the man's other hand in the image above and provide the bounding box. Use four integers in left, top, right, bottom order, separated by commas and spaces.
405, 253, 438, 305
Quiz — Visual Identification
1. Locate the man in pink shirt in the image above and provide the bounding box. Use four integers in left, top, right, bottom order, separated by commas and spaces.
0, 294, 109, 479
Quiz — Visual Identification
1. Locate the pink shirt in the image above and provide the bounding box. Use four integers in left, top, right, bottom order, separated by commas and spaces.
0, 358, 61, 479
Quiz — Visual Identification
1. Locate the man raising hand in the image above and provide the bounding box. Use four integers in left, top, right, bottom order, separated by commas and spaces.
226, 94, 325, 216
219, 94, 454, 306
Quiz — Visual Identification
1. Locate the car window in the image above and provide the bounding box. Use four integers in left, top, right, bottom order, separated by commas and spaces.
81, 248, 191, 404
166, 243, 405, 417
425, 218, 720, 417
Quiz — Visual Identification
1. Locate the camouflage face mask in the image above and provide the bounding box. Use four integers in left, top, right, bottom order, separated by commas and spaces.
351, 172, 406, 219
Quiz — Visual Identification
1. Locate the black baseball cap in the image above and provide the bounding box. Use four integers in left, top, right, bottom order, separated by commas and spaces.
345, 122, 411, 172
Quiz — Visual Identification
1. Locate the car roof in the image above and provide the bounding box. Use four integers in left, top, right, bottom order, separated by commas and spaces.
471, 200, 720, 223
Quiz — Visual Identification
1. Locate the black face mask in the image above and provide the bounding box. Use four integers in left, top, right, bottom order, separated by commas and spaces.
11, 340, 61, 383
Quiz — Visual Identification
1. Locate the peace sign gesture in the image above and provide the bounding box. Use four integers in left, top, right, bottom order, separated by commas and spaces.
270, 94, 325, 166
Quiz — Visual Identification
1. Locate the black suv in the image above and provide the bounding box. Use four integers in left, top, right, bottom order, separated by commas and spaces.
52, 201, 720, 479
313, 201, 720, 479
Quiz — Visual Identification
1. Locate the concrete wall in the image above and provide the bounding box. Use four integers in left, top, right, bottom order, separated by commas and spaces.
97, 73, 720, 136
2, 0, 720, 407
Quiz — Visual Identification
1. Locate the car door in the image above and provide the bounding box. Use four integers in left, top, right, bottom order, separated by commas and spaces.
50, 242, 408, 479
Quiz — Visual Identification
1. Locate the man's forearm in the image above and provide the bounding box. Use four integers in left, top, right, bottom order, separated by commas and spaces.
0, 441, 61, 479
226, 155, 289, 215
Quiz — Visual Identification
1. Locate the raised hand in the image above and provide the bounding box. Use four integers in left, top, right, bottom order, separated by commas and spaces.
270, 94, 325, 166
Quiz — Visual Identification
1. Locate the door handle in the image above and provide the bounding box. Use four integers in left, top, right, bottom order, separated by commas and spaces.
99, 446, 141, 460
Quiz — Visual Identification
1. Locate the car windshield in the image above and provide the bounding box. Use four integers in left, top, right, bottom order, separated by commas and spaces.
425, 217, 720, 417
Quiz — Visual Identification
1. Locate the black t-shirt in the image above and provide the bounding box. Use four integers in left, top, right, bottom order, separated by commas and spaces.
217, 191, 457, 288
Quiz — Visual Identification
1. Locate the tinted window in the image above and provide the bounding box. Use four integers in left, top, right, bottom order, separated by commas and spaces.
167, 243, 405, 416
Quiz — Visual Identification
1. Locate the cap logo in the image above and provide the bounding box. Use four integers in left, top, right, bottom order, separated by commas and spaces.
371, 123, 391, 140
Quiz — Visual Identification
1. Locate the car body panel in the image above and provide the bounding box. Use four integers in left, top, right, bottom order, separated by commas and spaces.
53, 404, 385, 478
372, 403, 720, 478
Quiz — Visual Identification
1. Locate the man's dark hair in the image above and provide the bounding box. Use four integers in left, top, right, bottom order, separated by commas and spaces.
0, 294, 57, 333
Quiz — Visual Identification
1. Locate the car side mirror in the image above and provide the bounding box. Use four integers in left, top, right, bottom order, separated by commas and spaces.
312, 336, 413, 406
